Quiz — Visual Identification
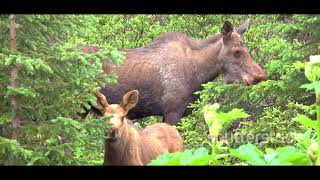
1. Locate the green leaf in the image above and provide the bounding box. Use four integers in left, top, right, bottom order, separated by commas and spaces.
304, 56, 320, 82
230, 144, 266, 165
7, 86, 37, 98
204, 104, 221, 139
28, 157, 43, 165
25, 61, 34, 74
293, 114, 317, 129
204, 104, 250, 139
148, 152, 182, 165
0, 113, 12, 125
264, 152, 279, 164
148, 147, 216, 165
4, 55, 15, 65
184, 148, 213, 165
219, 108, 250, 126
293, 130, 314, 150
300, 82, 320, 93
108, 49, 124, 65
269, 146, 311, 165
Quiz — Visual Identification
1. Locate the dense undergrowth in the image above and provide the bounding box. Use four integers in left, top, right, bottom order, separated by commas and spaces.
1, 15, 319, 165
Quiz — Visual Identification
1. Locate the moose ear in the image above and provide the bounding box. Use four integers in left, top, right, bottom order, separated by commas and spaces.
94, 92, 109, 112
120, 90, 139, 114
237, 19, 251, 36
221, 21, 233, 39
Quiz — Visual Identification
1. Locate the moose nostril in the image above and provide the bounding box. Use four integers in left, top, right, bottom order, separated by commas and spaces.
110, 126, 118, 132
253, 74, 267, 85
253, 79, 261, 85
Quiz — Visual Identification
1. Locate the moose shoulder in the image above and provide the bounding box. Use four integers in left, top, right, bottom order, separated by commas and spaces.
83, 20, 267, 125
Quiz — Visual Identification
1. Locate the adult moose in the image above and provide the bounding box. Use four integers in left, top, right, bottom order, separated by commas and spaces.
83, 19, 267, 125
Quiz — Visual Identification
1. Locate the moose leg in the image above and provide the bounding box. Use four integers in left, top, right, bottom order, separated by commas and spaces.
164, 111, 184, 125
162, 88, 192, 125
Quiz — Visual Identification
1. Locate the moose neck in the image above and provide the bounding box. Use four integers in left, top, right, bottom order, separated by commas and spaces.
190, 36, 224, 88
104, 121, 138, 165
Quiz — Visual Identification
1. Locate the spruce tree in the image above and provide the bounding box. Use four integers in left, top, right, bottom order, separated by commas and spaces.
0, 15, 123, 165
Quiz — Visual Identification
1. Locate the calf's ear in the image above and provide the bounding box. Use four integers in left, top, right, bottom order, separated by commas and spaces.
120, 90, 139, 114
221, 21, 233, 39
94, 92, 109, 112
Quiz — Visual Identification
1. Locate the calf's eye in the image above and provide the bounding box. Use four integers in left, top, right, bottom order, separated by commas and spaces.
234, 50, 241, 58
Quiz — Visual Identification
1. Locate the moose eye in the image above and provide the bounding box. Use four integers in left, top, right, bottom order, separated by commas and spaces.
233, 50, 241, 58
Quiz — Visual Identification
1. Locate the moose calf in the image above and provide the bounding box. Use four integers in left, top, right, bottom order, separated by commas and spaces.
94, 90, 183, 165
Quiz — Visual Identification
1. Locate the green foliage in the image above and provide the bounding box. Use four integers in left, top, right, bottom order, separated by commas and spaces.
175, 15, 318, 152
0, 15, 122, 165
129, 15, 319, 162
204, 104, 250, 140
1, 14, 319, 165
133, 116, 162, 129
0, 137, 33, 165
73, 115, 108, 165
224, 102, 308, 150
176, 116, 210, 151
150, 102, 316, 166
293, 114, 317, 130
149, 148, 219, 166
230, 144, 312, 165
150, 56, 320, 165
14, 115, 109, 165
149, 104, 248, 165
296, 55, 320, 165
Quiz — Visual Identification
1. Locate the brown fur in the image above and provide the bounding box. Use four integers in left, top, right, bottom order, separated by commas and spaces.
104, 121, 183, 165
94, 91, 183, 165
83, 20, 267, 125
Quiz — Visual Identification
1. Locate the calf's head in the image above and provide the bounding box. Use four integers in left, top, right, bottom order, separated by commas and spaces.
94, 90, 139, 140
218, 20, 267, 86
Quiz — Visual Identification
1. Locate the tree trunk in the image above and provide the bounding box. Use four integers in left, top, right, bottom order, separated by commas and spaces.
9, 14, 20, 140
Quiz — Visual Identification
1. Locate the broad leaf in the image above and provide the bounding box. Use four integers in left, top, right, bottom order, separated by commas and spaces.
230, 144, 266, 165
293, 114, 317, 129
